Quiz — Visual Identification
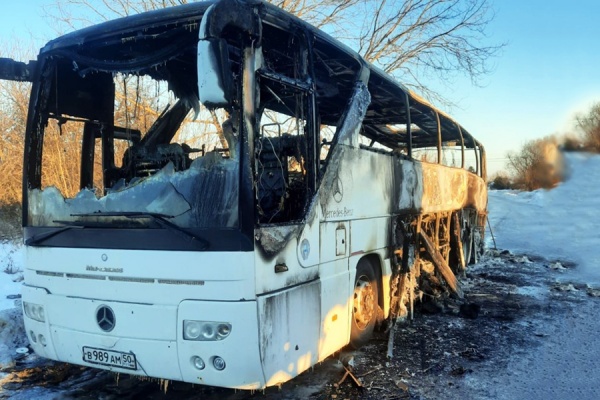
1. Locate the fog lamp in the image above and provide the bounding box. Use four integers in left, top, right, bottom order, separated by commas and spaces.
191, 356, 205, 370
213, 356, 226, 371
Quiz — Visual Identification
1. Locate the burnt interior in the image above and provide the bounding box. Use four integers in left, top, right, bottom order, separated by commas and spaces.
260, 6, 480, 161
255, 22, 315, 223
41, 18, 208, 183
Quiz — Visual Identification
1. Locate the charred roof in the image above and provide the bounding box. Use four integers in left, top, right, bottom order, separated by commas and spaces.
39, 0, 480, 151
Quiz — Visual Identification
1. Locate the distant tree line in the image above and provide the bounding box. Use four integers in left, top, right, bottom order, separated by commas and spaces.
573, 103, 600, 152
495, 101, 600, 191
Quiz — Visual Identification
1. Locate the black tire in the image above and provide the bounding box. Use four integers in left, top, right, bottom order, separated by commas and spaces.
349, 258, 379, 349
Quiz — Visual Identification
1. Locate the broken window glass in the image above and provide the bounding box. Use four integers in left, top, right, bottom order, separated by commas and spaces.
28, 35, 240, 230
319, 124, 336, 165
256, 76, 310, 223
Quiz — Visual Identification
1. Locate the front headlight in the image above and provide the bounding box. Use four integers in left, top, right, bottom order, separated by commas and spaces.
183, 320, 232, 341
23, 302, 46, 323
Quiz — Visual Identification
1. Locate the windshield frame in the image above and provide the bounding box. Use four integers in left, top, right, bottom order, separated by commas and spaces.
22, 16, 254, 252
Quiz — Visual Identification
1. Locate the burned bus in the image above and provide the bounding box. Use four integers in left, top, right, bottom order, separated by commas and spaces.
1, 0, 486, 389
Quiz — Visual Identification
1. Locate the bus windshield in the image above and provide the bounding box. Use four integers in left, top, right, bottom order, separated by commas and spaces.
26, 23, 241, 230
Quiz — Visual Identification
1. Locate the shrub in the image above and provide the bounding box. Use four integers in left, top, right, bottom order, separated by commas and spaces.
575, 102, 600, 152
489, 174, 512, 190
506, 137, 563, 191
561, 135, 585, 152
0, 203, 22, 242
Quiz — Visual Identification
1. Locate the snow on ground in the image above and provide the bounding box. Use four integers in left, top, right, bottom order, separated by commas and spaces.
0, 242, 26, 372
0, 242, 23, 311
488, 151, 600, 285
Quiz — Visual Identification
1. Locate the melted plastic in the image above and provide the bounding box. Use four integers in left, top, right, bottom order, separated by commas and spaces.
29, 154, 239, 228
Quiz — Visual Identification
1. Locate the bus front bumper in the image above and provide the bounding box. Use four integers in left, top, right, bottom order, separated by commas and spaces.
22, 285, 266, 389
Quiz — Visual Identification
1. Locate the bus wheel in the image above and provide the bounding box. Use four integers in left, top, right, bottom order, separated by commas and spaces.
350, 259, 378, 349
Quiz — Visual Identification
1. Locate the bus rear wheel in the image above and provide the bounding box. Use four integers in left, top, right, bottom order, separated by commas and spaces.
350, 259, 378, 349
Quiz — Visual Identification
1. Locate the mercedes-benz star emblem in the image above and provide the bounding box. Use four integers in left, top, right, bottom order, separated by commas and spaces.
333, 177, 343, 203
96, 305, 116, 332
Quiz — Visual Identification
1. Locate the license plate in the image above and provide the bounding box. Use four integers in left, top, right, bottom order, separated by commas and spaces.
82, 346, 137, 370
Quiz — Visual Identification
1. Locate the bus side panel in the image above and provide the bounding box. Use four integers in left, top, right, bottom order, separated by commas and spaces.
396, 158, 424, 211
349, 217, 390, 255
317, 258, 351, 361
254, 222, 320, 295
321, 145, 393, 222
257, 281, 320, 387
419, 162, 487, 213
317, 219, 351, 360
319, 147, 403, 324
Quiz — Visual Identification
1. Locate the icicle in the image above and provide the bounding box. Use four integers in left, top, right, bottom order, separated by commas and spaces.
159, 378, 170, 394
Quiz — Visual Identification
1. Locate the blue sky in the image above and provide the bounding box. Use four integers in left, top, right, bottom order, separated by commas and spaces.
0, 0, 52, 45
444, 0, 600, 173
1, 0, 599, 175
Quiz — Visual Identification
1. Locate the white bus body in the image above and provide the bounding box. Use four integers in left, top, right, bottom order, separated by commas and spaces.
4, 0, 487, 389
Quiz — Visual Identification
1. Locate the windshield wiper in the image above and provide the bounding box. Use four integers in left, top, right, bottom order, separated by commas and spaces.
72, 211, 210, 250
25, 224, 85, 246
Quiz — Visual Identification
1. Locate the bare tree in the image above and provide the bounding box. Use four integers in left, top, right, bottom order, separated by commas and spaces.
356, 1, 500, 97
0, 40, 37, 239
0, 40, 36, 206
0, 79, 28, 204
48, 0, 503, 104
575, 102, 600, 152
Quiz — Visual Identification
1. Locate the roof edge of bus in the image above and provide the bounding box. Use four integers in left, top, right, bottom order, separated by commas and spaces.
40, 1, 216, 54
38, 0, 473, 141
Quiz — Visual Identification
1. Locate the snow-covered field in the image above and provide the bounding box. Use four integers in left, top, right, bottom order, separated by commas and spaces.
0, 243, 23, 311
488, 152, 600, 285
0, 151, 598, 398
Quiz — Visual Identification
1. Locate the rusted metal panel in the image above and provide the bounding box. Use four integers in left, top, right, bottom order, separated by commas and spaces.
420, 162, 487, 213
419, 230, 463, 298
396, 159, 423, 212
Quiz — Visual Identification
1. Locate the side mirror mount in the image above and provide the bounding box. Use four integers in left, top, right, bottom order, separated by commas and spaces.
0, 58, 36, 82
197, 0, 261, 110
197, 38, 233, 109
